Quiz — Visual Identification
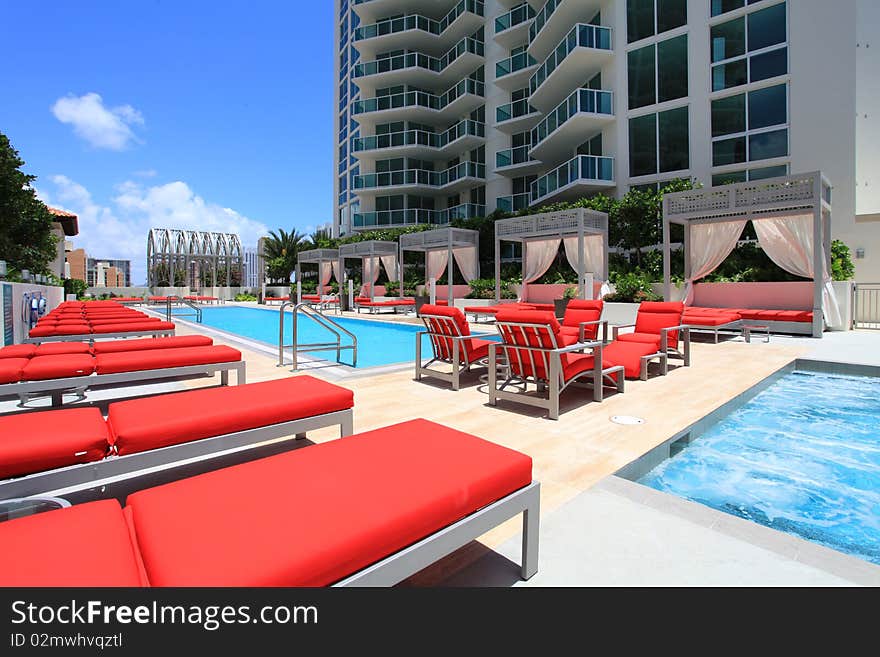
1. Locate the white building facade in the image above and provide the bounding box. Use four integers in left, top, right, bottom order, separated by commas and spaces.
334, 0, 877, 279
242, 244, 266, 288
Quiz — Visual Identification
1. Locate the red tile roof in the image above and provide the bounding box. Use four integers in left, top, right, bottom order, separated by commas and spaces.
48, 206, 79, 236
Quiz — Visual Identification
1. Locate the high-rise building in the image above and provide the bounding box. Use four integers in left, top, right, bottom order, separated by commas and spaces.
65, 247, 132, 287
242, 242, 267, 288
334, 0, 879, 279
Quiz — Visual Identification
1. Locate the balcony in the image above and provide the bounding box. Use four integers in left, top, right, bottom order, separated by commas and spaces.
529, 154, 614, 205
353, 1, 484, 59
352, 37, 484, 93
352, 120, 485, 161
494, 51, 540, 92
527, 0, 605, 61
494, 3, 536, 49
528, 24, 613, 111
496, 192, 531, 213
495, 145, 543, 176
529, 88, 614, 164
352, 203, 486, 229
352, 78, 485, 128
353, 161, 487, 195
495, 98, 541, 134
352, 0, 462, 24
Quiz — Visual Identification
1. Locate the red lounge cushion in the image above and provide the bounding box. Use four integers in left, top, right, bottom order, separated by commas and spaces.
561, 352, 613, 383
421, 304, 470, 336
126, 418, 532, 586
22, 354, 96, 381
92, 335, 213, 354
464, 306, 500, 314
683, 314, 739, 326
49, 324, 92, 336
0, 358, 28, 384
107, 375, 353, 455
602, 340, 661, 379
0, 407, 110, 479
91, 321, 175, 334
420, 305, 490, 364
617, 332, 662, 348
95, 345, 241, 375
0, 500, 143, 587
27, 325, 59, 337
527, 303, 555, 312
33, 342, 92, 357
563, 300, 603, 339
0, 344, 36, 359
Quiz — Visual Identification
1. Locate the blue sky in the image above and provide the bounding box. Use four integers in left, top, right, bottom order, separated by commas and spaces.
0, 1, 334, 284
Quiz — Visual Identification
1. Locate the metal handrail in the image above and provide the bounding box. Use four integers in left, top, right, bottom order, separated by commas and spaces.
165, 296, 203, 323
278, 302, 358, 370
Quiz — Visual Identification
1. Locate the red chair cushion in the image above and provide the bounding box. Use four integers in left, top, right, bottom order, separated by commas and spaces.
602, 341, 661, 379
48, 323, 92, 336
0, 344, 36, 359
617, 333, 662, 348
560, 352, 613, 383
90, 321, 175, 334
94, 345, 240, 375
420, 304, 470, 336
562, 300, 603, 339
107, 375, 353, 456
683, 314, 739, 326
0, 500, 143, 587
0, 358, 28, 383
0, 407, 110, 479
33, 342, 92, 357
25, 325, 60, 337
634, 301, 683, 348
92, 335, 213, 354
22, 354, 96, 381
125, 418, 532, 586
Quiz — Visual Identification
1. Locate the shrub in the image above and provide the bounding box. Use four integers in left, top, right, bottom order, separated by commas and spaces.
63, 278, 88, 300
603, 271, 661, 303
831, 240, 855, 281
465, 278, 517, 299
234, 293, 257, 302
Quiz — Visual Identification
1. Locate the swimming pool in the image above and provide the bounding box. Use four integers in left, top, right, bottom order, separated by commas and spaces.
638, 370, 880, 565
192, 305, 444, 369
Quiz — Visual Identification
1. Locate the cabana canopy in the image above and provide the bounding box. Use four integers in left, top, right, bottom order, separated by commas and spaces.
338, 241, 399, 301
399, 228, 480, 305
295, 249, 340, 297
661, 171, 837, 338
494, 208, 609, 303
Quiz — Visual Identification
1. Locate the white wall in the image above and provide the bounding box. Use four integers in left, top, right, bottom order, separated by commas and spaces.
0, 283, 65, 345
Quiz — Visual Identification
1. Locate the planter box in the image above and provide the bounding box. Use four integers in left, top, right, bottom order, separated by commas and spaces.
603, 302, 640, 327
830, 281, 853, 331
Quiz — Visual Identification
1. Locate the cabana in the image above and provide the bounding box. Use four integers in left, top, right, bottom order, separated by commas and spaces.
399, 228, 480, 306
662, 171, 840, 339
494, 208, 609, 304
295, 249, 340, 302
338, 241, 400, 302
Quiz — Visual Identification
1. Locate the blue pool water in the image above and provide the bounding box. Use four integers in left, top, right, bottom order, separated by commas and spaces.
639, 371, 880, 565
195, 305, 443, 368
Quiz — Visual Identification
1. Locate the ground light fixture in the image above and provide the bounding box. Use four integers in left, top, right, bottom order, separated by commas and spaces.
611, 415, 645, 425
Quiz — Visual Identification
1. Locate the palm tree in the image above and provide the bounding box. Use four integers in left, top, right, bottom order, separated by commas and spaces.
262, 229, 306, 283
306, 227, 332, 250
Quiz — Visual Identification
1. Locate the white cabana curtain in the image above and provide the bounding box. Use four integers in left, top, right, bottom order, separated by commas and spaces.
562, 235, 610, 297
522, 238, 561, 301
684, 220, 748, 305
362, 257, 381, 297
425, 250, 449, 281
380, 254, 398, 282
753, 214, 842, 327
453, 246, 478, 282
319, 262, 332, 293
331, 260, 341, 283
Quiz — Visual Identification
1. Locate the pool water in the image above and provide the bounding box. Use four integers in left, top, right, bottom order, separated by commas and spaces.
194, 305, 466, 369
639, 371, 880, 565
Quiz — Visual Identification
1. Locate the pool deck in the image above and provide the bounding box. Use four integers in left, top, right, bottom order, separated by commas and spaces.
7, 302, 880, 586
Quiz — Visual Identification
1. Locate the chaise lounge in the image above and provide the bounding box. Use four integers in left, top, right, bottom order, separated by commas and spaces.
415, 304, 497, 390
0, 419, 539, 587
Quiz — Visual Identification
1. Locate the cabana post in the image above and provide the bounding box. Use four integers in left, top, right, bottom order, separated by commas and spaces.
399, 228, 480, 306
338, 241, 400, 302
493, 208, 609, 304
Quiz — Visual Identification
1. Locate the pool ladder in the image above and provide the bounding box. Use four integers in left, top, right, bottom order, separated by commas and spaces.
164, 296, 203, 323
278, 302, 357, 371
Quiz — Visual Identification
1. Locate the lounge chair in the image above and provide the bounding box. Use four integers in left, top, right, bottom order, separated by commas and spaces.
489, 310, 625, 420
0, 344, 245, 407
559, 299, 608, 343
264, 295, 290, 305
0, 376, 354, 501
356, 298, 415, 314
612, 301, 691, 366
0, 419, 539, 587
415, 304, 497, 390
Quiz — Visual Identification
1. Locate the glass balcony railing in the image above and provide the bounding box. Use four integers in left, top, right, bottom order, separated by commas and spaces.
529, 0, 563, 45
530, 154, 614, 201
529, 24, 612, 96
353, 203, 486, 228
494, 3, 536, 34
353, 161, 486, 190
352, 120, 485, 153
495, 51, 538, 79
496, 98, 537, 124
495, 145, 537, 168
530, 88, 613, 147
355, 1, 484, 41
352, 78, 485, 115
496, 193, 531, 213
354, 37, 484, 78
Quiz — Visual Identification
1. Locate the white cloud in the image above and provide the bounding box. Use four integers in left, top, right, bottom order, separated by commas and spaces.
51, 93, 144, 150
47, 176, 268, 285
133, 169, 157, 178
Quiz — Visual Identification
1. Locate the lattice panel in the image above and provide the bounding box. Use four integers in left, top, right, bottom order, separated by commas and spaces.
667, 189, 731, 217
298, 249, 339, 263
734, 176, 814, 209
340, 241, 398, 257
495, 208, 607, 238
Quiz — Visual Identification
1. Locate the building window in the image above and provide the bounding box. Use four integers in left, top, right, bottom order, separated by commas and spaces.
627, 0, 686, 44
629, 106, 689, 177
628, 34, 688, 109
711, 2, 787, 91
711, 83, 787, 165
711, 163, 788, 186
